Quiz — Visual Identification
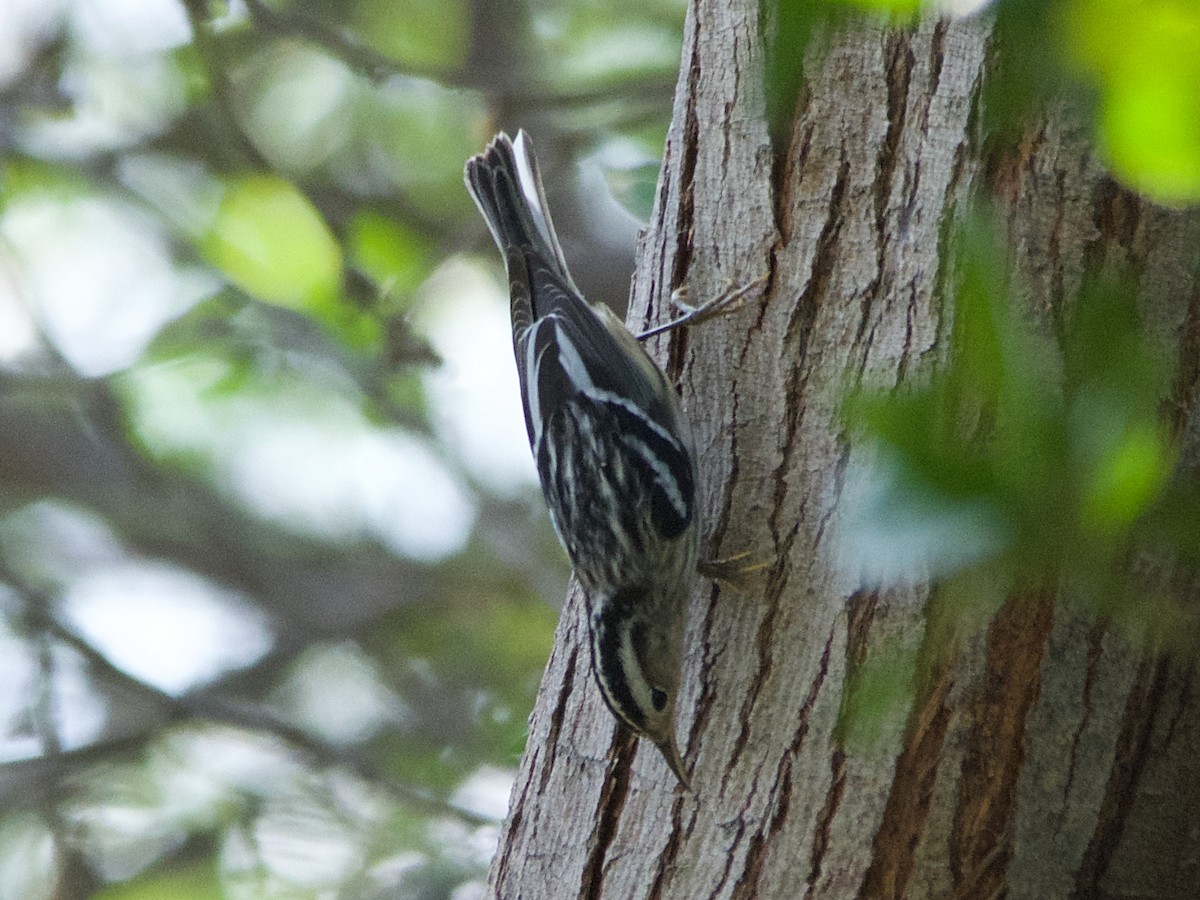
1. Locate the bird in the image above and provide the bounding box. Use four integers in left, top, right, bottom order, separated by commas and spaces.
465, 130, 703, 786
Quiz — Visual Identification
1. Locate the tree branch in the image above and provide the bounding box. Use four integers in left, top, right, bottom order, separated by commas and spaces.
2, 582, 497, 829
179, 0, 272, 171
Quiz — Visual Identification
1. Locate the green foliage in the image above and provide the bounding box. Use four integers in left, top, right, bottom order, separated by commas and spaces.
841, 210, 1194, 742
761, 0, 826, 150
350, 211, 432, 299
368, 588, 559, 785
848, 213, 1184, 620
531, 0, 687, 88
1065, 0, 1200, 204
984, 0, 1200, 204
360, 82, 487, 219
199, 174, 342, 307
604, 160, 662, 222
1, 158, 92, 207
353, 0, 470, 73
92, 862, 225, 900
840, 0, 922, 12
837, 634, 920, 752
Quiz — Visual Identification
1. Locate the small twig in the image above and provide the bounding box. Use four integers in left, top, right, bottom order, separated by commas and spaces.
34, 626, 62, 759
240, 0, 674, 111
242, 0, 406, 85
6, 593, 498, 828
180, 0, 271, 170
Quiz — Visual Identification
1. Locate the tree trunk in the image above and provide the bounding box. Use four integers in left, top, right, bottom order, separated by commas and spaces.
487, 5, 1200, 898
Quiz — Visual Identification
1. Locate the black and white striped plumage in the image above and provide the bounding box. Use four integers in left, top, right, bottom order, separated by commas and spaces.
465, 131, 698, 786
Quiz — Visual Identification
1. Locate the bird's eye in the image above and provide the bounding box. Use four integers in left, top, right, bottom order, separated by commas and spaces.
651, 688, 668, 711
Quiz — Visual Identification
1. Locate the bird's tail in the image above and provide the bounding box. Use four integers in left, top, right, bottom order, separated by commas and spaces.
464, 130, 577, 293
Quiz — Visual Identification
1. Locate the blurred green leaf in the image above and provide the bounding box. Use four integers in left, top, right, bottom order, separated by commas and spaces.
350, 211, 432, 298
1063, 275, 1164, 402
196, 176, 388, 351
762, 0, 826, 148
837, 635, 918, 752
1065, 0, 1200, 204
840, 0, 922, 12
534, 1, 685, 88
847, 213, 1185, 602
1064, 276, 1174, 537
239, 41, 357, 175
353, 0, 469, 72
1139, 478, 1200, 564
199, 174, 342, 309
92, 861, 224, 900
366, 588, 557, 786
0, 158, 91, 208
384, 591, 556, 706
604, 161, 661, 222
1079, 420, 1171, 534
985, 0, 1070, 139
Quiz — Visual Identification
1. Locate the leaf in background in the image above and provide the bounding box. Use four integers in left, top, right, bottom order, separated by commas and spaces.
1, 158, 92, 208
985, 0, 1070, 140
239, 42, 356, 175
365, 589, 558, 784
1078, 418, 1171, 535
1062, 274, 1164, 402
1065, 0, 1200, 204
349, 211, 431, 299
603, 161, 661, 223
199, 174, 342, 310
840, 0, 922, 12
197, 176, 387, 350
533, 0, 686, 87
762, 0, 829, 150
92, 862, 224, 900
1140, 479, 1200, 564
353, 0, 468, 73
1064, 276, 1175, 538
836, 634, 919, 753
847, 209, 1193, 607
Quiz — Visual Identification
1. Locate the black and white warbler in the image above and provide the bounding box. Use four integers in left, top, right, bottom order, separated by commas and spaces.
465, 131, 720, 786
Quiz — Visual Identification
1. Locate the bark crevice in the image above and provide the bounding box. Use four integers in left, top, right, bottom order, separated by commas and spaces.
580, 735, 636, 899
949, 594, 1055, 898
1071, 657, 1170, 896
804, 749, 848, 900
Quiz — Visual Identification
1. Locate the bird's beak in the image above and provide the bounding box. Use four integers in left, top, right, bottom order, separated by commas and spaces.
656, 737, 693, 792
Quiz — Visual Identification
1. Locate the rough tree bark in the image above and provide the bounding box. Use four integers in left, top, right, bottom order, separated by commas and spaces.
487, 4, 1200, 898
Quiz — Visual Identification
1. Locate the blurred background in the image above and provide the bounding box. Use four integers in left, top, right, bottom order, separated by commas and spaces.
1, 0, 1198, 897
